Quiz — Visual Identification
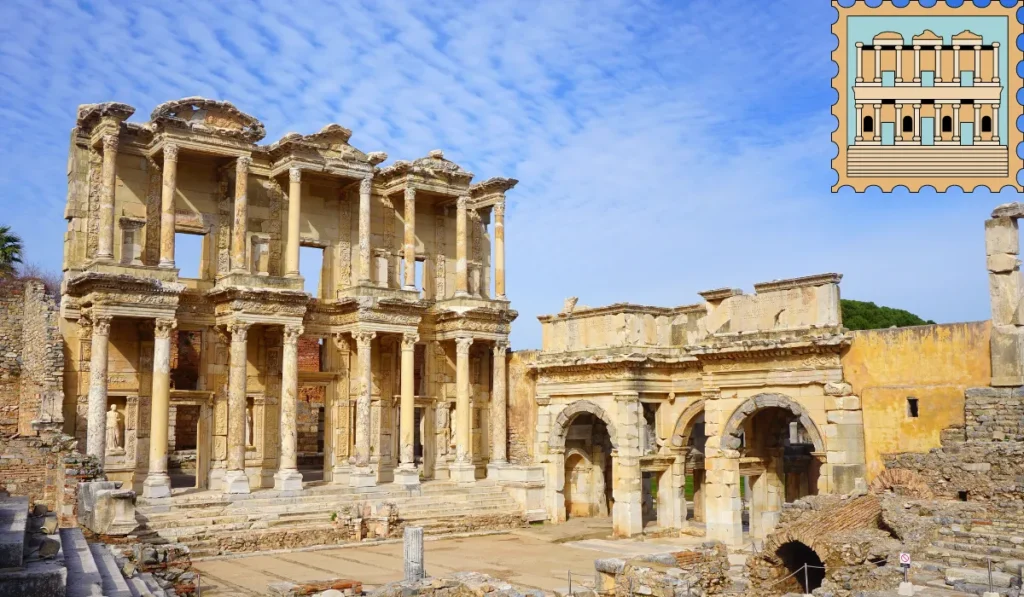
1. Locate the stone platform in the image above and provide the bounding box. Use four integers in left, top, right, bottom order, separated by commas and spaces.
135, 480, 526, 558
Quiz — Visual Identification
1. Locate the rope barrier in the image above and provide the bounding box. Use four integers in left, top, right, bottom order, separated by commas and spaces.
763, 563, 826, 590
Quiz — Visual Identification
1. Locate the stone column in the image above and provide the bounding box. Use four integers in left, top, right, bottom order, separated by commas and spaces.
935, 103, 944, 142
358, 175, 372, 285
705, 454, 743, 546
351, 330, 376, 487
454, 195, 470, 297
993, 104, 1000, 142
487, 340, 508, 480
895, 45, 903, 82
913, 45, 921, 82
973, 45, 981, 83
855, 104, 864, 141
494, 201, 506, 300
855, 42, 863, 83
230, 157, 251, 274
143, 317, 176, 499
403, 185, 417, 291
895, 104, 903, 140
873, 46, 881, 83
404, 526, 425, 582
612, 392, 642, 537
913, 104, 921, 142
96, 135, 119, 261
158, 144, 178, 269
395, 332, 420, 486
954, 45, 961, 83
223, 321, 252, 494
953, 103, 961, 142
450, 336, 475, 483
936, 46, 943, 82
993, 42, 1001, 83
285, 168, 302, 278
974, 104, 983, 142
873, 104, 881, 140
274, 324, 304, 491
86, 314, 112, 460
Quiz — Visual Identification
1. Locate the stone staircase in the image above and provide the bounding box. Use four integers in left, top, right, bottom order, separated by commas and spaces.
0, 494, 175, 596
913, 513, 1024, 596
135, 480, 525, 558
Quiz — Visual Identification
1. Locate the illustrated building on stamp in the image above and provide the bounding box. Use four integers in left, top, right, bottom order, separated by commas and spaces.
831, 0, 1023, 192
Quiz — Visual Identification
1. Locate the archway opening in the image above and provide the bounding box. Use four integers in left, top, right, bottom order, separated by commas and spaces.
562, 413, 613, 519
776, 541, 825, 593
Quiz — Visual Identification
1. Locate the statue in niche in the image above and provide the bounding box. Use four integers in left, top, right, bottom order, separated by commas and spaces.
106, 404, 124, 453
245, 406, 254, 447
449, 405, 457, 453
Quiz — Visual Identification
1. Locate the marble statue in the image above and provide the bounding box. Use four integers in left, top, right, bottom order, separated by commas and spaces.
106, 403, 124, 452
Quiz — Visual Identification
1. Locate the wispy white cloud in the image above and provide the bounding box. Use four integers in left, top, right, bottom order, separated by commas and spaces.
0, 0, 996, 347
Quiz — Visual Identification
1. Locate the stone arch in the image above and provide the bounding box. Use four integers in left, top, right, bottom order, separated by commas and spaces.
869, 469, 934, 499
720, 393, 825, 452
670, 399, 705, 450
549, 399, 618, 451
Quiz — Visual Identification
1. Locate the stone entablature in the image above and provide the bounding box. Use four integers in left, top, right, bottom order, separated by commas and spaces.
60, 97, 518, 499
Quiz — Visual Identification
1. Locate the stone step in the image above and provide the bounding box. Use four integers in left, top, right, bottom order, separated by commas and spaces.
60, 527, 104, 597
945, 565, 1016, 588
932, 539, 1024, 561
89, 543, 132, 597
940, 527, 1024, 549
150, 481, 502, 508
139, 571, 169, 596
0, 558, 68, 596
126, 574, 153, 597
0, 495, 29, 569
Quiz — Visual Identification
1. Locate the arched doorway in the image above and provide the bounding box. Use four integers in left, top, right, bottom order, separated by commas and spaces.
776, 541, 825, 593
561, 413, 613, 518
721, 394, 824, 540
670, 400, 707, 524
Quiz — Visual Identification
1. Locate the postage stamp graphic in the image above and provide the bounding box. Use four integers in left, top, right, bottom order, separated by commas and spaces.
831, 0, 1023, 192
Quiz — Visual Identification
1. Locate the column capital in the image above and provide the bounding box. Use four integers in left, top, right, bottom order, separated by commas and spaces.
954, 103, 961, 108
993, 41, 1001, 48
493, 340, 509, 356
456, 195, 469, 209
283, 324, 304, 344
401, 332, 420, 350
493, 200, 505, 217
90, 314, 113, 337
873, 45, 882, 50
331, 332, 350, 352
229, 321, 251, 342
154, 318, 177, 339
974, 45, 982, 51
913, 103, 921, 109
873, 104, 882, 109
236, 155, 252, 173
913, 45, 921, 50
360, 174, 373, 194
289, 167, 302, 183
974, 103, 982, 110
405, 185, 416, 200
163, 143, 179, 162
855, 42, 863, 48
455, 336, 473, 354
354, 329, 376, 347
102, 134, 119, 152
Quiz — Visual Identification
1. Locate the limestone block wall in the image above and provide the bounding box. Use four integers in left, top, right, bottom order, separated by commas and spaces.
507, 350, 538, 465
842, 321, 991, 479
539, 305, 705, 353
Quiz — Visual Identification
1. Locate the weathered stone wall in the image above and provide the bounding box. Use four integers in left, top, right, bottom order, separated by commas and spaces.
297, 385, 324, 456
507, 350, 538, 465
595, 543, 730, 597
170, 330, 202, 390
842, 321, 991, 480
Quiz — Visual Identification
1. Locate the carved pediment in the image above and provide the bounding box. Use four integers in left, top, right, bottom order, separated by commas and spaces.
76, 102, 135, 133
150, 97, 265, 142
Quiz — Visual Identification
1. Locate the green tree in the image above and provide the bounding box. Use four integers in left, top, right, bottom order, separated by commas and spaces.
0, 226, 22, 278
841, 299, 935, 331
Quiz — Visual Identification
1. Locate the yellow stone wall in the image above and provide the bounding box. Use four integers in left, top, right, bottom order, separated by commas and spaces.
842, 321, 991, 480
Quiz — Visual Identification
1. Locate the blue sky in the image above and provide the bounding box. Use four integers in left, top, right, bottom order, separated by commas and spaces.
0, 0, 1015, 349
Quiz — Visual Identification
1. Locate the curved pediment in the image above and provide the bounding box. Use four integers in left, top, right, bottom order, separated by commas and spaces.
912, 29, 943, 45
150, 97, 265, 142
75, 102, 135, 132
952, 30, 984, 43
872, 31, 905, 45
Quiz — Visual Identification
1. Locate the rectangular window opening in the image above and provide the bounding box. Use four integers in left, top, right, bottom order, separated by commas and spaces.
415, 258, 424, 296
299, 246, 325, 297
175, 233, 205, 279
907, 397, 919, 418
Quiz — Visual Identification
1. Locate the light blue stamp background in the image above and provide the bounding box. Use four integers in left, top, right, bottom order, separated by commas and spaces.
846, 16, 1009, 145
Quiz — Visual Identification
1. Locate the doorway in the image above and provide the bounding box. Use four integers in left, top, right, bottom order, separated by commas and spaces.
921, 117, 934, 145
961, 122, 975, 145
170, 404, 200, 489
561, 413, 613, 519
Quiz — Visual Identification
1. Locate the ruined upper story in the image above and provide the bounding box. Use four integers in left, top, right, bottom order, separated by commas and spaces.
61, 97, 516, 320
535, 273, 847, 364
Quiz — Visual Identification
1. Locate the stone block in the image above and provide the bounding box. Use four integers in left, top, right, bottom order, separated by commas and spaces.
826, 410, 862, 425
824, 381, 853, 397
991, 326, 1024, 386
988, 252, 1021, 273
986, 217, 1019, 256
989, 271, 1023, 325
831, 464, 865, 495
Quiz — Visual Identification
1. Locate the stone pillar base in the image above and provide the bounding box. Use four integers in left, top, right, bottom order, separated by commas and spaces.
486, 461, 507, 481
222, 470, 251, 495
393, 466, 420, 487
449, 462, 476, 484
349, 467, 377, 488
141, 473, 172, 500
273, 469, 304, 492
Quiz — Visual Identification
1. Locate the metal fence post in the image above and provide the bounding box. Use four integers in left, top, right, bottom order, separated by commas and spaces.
803, 564, 809, 594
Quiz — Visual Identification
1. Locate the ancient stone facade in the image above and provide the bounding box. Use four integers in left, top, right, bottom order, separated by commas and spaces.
59, 97, 517, 497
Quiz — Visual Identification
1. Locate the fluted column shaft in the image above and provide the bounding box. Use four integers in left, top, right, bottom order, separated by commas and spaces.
230, 157, 251, 273
455, 337, 473, 463
275, 324, 304, 491
354, 331, 375, 467
225, 322, 251, 494
143, 318, 176, 498
403, 185, 417, 290
358, 176, 372, 285
86, 315, 112, 460
490, 341, 508, 464
158, 145, 179, 268
97, 135, 119, 261
399, 333, 419, 467
455, 196, 469, 297
494, 201, 506, 299
285, 168, 302, 277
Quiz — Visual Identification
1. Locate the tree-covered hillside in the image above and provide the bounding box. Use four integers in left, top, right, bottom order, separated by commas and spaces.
841, 299, 935, 331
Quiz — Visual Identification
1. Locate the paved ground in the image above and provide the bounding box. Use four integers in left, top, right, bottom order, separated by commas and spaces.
192, 519, 708, 596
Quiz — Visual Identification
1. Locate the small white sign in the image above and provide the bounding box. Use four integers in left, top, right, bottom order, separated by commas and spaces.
899, 552, 912, 566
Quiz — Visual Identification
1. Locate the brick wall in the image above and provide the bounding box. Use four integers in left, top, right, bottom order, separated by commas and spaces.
298, 336, 321, 372
174, 404, 199, 450
170, 330, 202, 390
297, 385, 325, 456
